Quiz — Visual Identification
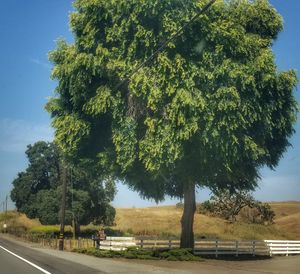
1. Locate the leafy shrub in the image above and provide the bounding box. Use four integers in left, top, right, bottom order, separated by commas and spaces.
73, 247, 203, 261
197, 201, 216, 216
175, 202, 183, 209
198, 189, 275, 225
239, 202, 275, 225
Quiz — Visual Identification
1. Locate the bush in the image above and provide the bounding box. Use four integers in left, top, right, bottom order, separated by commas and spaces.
175, 202, 183, 209
197, 201, 216, 216
197, 189, 275, 225
72, 247, 203, 261
239, 202, 275, 225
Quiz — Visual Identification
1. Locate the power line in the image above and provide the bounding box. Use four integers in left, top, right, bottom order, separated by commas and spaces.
56, 0, 216, 251
115, 0, 216, 91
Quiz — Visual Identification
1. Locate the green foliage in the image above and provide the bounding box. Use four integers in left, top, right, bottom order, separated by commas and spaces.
73, 247, 202, 261
29, 225, 61, 235
10, 141, 116, 229
10, 141, 60, 219
36, 189, 61, 224
175, 202, 184, 209
210, 188, 255, 221
47, 0, 298, 247
198, 200, 215, 216
239, 202, 275, 225
22, 225, 124, 238
199, 189, 275, 224
47, 0, 298, 200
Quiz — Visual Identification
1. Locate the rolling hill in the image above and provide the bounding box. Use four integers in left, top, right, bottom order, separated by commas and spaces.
1, 201, 299, 240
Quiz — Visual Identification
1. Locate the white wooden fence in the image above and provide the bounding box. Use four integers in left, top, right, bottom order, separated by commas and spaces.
136, 239, 180, 249
193, 239, 269, 257
99, 237, 136, 251
265, 240, 300, 256
98, 238, 300, 256
32, 236, 300, 257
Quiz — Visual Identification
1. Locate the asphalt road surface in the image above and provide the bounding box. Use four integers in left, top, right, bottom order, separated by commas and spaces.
0, 245, 44, 274
0, 236, 103, 274
0, 234, 299, 274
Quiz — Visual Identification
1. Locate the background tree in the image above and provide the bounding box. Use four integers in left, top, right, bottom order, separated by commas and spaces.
11, 141, 60, 219
199, 189, 275, 225
46, 0, 298, 248
210, 188, 254, 222
239, 201, 275, 225
11, 141, 116, 233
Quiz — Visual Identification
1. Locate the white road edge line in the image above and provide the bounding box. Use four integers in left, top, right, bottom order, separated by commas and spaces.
0, 244, 52, 274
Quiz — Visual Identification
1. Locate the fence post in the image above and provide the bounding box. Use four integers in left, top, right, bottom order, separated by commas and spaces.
252, 240, 255, 256
215, 240, 218, 258
141, 239, 144, 248
286, 242, 289, 257
236, 240, 239, 257
169, 239, 172, 249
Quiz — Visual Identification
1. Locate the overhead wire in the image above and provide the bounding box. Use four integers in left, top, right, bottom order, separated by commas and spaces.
114, 0, 216, 92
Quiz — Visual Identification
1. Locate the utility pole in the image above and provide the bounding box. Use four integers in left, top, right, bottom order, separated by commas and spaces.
59, 164, 67, 251
5, 195, 7, 215
3, 196, 8, 233
70, 167, 76, 241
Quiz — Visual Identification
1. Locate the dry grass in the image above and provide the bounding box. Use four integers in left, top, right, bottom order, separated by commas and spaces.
112, 204, 293, 240
114, 206, 184, 237
0, 211, 40, 232
270, 201, 300, 239
2, 201, 299, 240
270, 201, 300, 217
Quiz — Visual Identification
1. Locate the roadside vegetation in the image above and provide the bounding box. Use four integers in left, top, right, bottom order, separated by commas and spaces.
10, 141, 116, 235
74, 247, 202, 261
1, 201, 299, 240
112, 205, 290, 240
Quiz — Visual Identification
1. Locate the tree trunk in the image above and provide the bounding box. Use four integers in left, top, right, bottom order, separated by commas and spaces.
180, 183, 196, 249
74, 221, 81, 237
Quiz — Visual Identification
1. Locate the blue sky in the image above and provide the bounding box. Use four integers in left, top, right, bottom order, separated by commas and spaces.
0, 0, 299, 209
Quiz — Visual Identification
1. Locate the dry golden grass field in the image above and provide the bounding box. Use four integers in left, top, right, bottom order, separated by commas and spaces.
269, 201, 300, 239
1, 201, 299, 240
113, 202, 300, 240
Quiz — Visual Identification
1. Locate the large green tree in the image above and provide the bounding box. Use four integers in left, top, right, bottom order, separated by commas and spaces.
11, 141, 60, 219
11, 141, 116, 233
46, 0, 298, 247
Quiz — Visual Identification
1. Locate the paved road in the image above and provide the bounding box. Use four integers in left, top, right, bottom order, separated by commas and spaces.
0, 245, 44, 274
0, 236, 103, 274
1, 234, 299, 274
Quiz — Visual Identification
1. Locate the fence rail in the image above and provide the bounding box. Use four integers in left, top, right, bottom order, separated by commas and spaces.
9, 234, 300, 257
136, 239, 180, 249
194, 239, 269, 257
265, 240, 300, 256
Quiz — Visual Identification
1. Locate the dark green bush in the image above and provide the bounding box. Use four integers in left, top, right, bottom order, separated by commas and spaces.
73, 247, 203, 261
